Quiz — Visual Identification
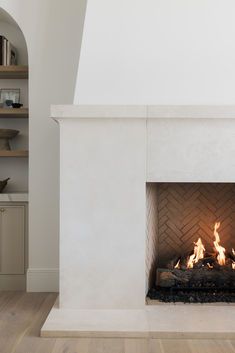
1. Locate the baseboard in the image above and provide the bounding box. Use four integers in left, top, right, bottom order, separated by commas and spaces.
27, 268, 59, 292
0, 274, 26, 291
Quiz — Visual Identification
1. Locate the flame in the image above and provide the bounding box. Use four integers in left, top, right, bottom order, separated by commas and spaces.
207, 262, 213, 269
187, 253, 195, 268
232, 261, 235, 270
174, 259, 180, 269
232, 248, 235, 256
194, 237, 205, 263
187, 237, 205, 268
213, 222, 226, 266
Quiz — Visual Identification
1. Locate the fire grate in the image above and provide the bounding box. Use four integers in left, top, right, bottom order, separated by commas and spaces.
147, 286, 235, 303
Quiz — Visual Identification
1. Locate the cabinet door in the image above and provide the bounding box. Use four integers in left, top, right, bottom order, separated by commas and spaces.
0, 206, 25, 274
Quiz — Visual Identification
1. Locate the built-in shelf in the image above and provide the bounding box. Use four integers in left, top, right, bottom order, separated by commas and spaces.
0, 151, 28, 157
0, 108, 28, 119
0, 65, 28, 79
0, 193, 28, 202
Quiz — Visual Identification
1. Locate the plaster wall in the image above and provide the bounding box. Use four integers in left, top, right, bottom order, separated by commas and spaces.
75, 0, 235, 105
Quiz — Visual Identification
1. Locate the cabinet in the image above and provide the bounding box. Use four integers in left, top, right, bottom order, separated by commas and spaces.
0, 205, 25, 274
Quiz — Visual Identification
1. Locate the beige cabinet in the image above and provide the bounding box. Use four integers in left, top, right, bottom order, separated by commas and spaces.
0, 206, 25, 274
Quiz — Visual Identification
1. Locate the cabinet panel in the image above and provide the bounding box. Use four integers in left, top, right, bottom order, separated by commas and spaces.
0, 206, 25, 274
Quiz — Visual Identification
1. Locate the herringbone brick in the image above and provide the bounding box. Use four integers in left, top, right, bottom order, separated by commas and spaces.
154, 183, 235, 267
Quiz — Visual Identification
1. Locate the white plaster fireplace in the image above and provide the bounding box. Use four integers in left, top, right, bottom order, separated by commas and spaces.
42, 105, 235, 338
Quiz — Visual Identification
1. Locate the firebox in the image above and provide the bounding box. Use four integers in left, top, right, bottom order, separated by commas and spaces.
146, 182, 235, 303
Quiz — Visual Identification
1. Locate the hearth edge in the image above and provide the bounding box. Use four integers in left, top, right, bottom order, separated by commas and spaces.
41, 303, 235, 338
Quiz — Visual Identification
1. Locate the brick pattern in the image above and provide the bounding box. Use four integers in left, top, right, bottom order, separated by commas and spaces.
156, 183, 235, 267
146, 183, 158, 291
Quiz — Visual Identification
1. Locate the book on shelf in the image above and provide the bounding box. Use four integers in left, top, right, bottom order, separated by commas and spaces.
0, 35, 17, 66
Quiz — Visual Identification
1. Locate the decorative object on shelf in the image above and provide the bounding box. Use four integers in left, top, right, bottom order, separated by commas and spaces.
0, 88, 20, 107
0, 129, 19, 150
0, 35, 17, 65
12, 103, 23, 108
5, 99, 13, 107
0, 178, 10, 193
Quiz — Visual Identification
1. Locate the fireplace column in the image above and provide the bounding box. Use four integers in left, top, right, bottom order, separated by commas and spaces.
57, 106, 147, 309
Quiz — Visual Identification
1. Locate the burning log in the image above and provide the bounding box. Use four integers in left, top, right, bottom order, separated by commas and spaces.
228, 251, 235, 262
156, 268, 235, 288
167, 256, 181, 270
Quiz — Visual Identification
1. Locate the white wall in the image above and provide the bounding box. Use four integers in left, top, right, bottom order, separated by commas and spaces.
75, 0, 235, 104
0, 0, 87, 291
0, 20, 28, 192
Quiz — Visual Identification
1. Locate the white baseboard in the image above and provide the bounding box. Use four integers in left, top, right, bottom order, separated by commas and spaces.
27, 268, 59, 292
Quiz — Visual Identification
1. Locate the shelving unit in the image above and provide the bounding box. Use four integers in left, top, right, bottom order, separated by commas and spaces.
0, 151, 28, 157
0, 22, 29, 291
0, 108, 28, 118
0, 65, 29, 158
0, 66, 28, 79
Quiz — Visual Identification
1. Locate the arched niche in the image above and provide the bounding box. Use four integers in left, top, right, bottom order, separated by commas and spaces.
0, 6, 29, 290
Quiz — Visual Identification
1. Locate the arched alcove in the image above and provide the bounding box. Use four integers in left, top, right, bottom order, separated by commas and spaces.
0, 7, 28, 290
0, 0, 86, 293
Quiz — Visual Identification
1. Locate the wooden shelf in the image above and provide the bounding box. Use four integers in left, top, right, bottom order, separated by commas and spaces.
0, 66, 28, 79
0, 108, 28, 118
0, 151, 28, 157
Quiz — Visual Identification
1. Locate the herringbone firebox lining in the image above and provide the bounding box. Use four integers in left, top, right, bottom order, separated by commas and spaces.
146, 182, 235, 291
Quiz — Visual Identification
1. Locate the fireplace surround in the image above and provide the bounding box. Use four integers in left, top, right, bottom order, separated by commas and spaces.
42, 105, 235, 338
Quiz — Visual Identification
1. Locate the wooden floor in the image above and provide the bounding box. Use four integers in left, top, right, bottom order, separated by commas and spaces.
1, 292, 235, 353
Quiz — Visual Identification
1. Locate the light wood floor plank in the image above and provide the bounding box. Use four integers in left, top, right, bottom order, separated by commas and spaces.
228, 340, 235, 352
160, 339, 192, 353
51, 338, 90, 353
89, 338, 124, 353
149, 339, 163, 353
124, 339, 150, 353
13, 293, 57, 353
188, 339, 235, 353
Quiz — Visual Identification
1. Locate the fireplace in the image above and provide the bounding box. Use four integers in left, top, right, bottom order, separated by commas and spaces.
146, 182, 235, 303
42, 105, 235, 338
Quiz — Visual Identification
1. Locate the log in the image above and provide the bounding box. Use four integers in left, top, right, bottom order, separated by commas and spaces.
228, 252, 235, 262
156, 268, 235, 288
167, 256, 181, 270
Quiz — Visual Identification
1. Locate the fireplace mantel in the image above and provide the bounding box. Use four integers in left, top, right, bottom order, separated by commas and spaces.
42, 105, 235, 338
51, 104, 235, 120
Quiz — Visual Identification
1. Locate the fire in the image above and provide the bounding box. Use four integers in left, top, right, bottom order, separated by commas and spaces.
179, 222, 235, 269
187, 237, 205, 268
187, 253, 195, 268
194, 237, 205, 262
213, 222, 226, 266
174, 259, 180, 269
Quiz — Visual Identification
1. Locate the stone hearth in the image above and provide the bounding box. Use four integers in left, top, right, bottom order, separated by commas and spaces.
41, 105, 235, 338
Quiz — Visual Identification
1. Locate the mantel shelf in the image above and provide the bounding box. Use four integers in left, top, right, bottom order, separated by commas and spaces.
0, 65, 28, 79
0, 108, 28, 118
0, 151, 28, 157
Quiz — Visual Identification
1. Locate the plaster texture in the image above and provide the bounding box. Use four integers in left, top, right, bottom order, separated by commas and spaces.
59, 116, 146, 309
